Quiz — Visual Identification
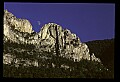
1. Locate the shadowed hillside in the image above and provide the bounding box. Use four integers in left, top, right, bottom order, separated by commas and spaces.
3, 39, 114, 78
85, 38, 114, 75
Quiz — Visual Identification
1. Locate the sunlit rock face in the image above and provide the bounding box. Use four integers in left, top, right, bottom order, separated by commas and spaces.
4, 9, 33, 34
39, 23, 91, 61
3, 9, 34, 43
3, 10, 100, 67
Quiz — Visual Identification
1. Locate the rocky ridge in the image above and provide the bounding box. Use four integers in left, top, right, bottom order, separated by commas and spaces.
3, 9, 101, 68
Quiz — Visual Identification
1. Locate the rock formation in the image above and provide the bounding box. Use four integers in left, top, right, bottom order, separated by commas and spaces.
4, 9, 33, 34
3, 10, 101, 67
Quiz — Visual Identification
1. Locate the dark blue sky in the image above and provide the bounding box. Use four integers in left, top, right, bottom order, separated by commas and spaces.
4, 3, 115, 42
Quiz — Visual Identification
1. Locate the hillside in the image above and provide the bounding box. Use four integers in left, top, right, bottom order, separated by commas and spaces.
85, 39, 114, 74
3, 40, 113, 78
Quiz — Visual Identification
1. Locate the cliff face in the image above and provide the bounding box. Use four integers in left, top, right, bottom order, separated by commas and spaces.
4, 10, 33, 34
38, 23, 91, 61
4, 9, 34, 43
3, 10, 101, 67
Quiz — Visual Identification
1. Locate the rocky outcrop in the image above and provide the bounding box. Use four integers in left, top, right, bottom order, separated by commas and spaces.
3, 10, 101, 67
4, 9, 35, 43
38, 23, 91, 61
4, 9, 33, 34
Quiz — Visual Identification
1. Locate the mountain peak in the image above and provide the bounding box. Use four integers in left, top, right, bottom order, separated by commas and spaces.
3, 10, 101, 67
